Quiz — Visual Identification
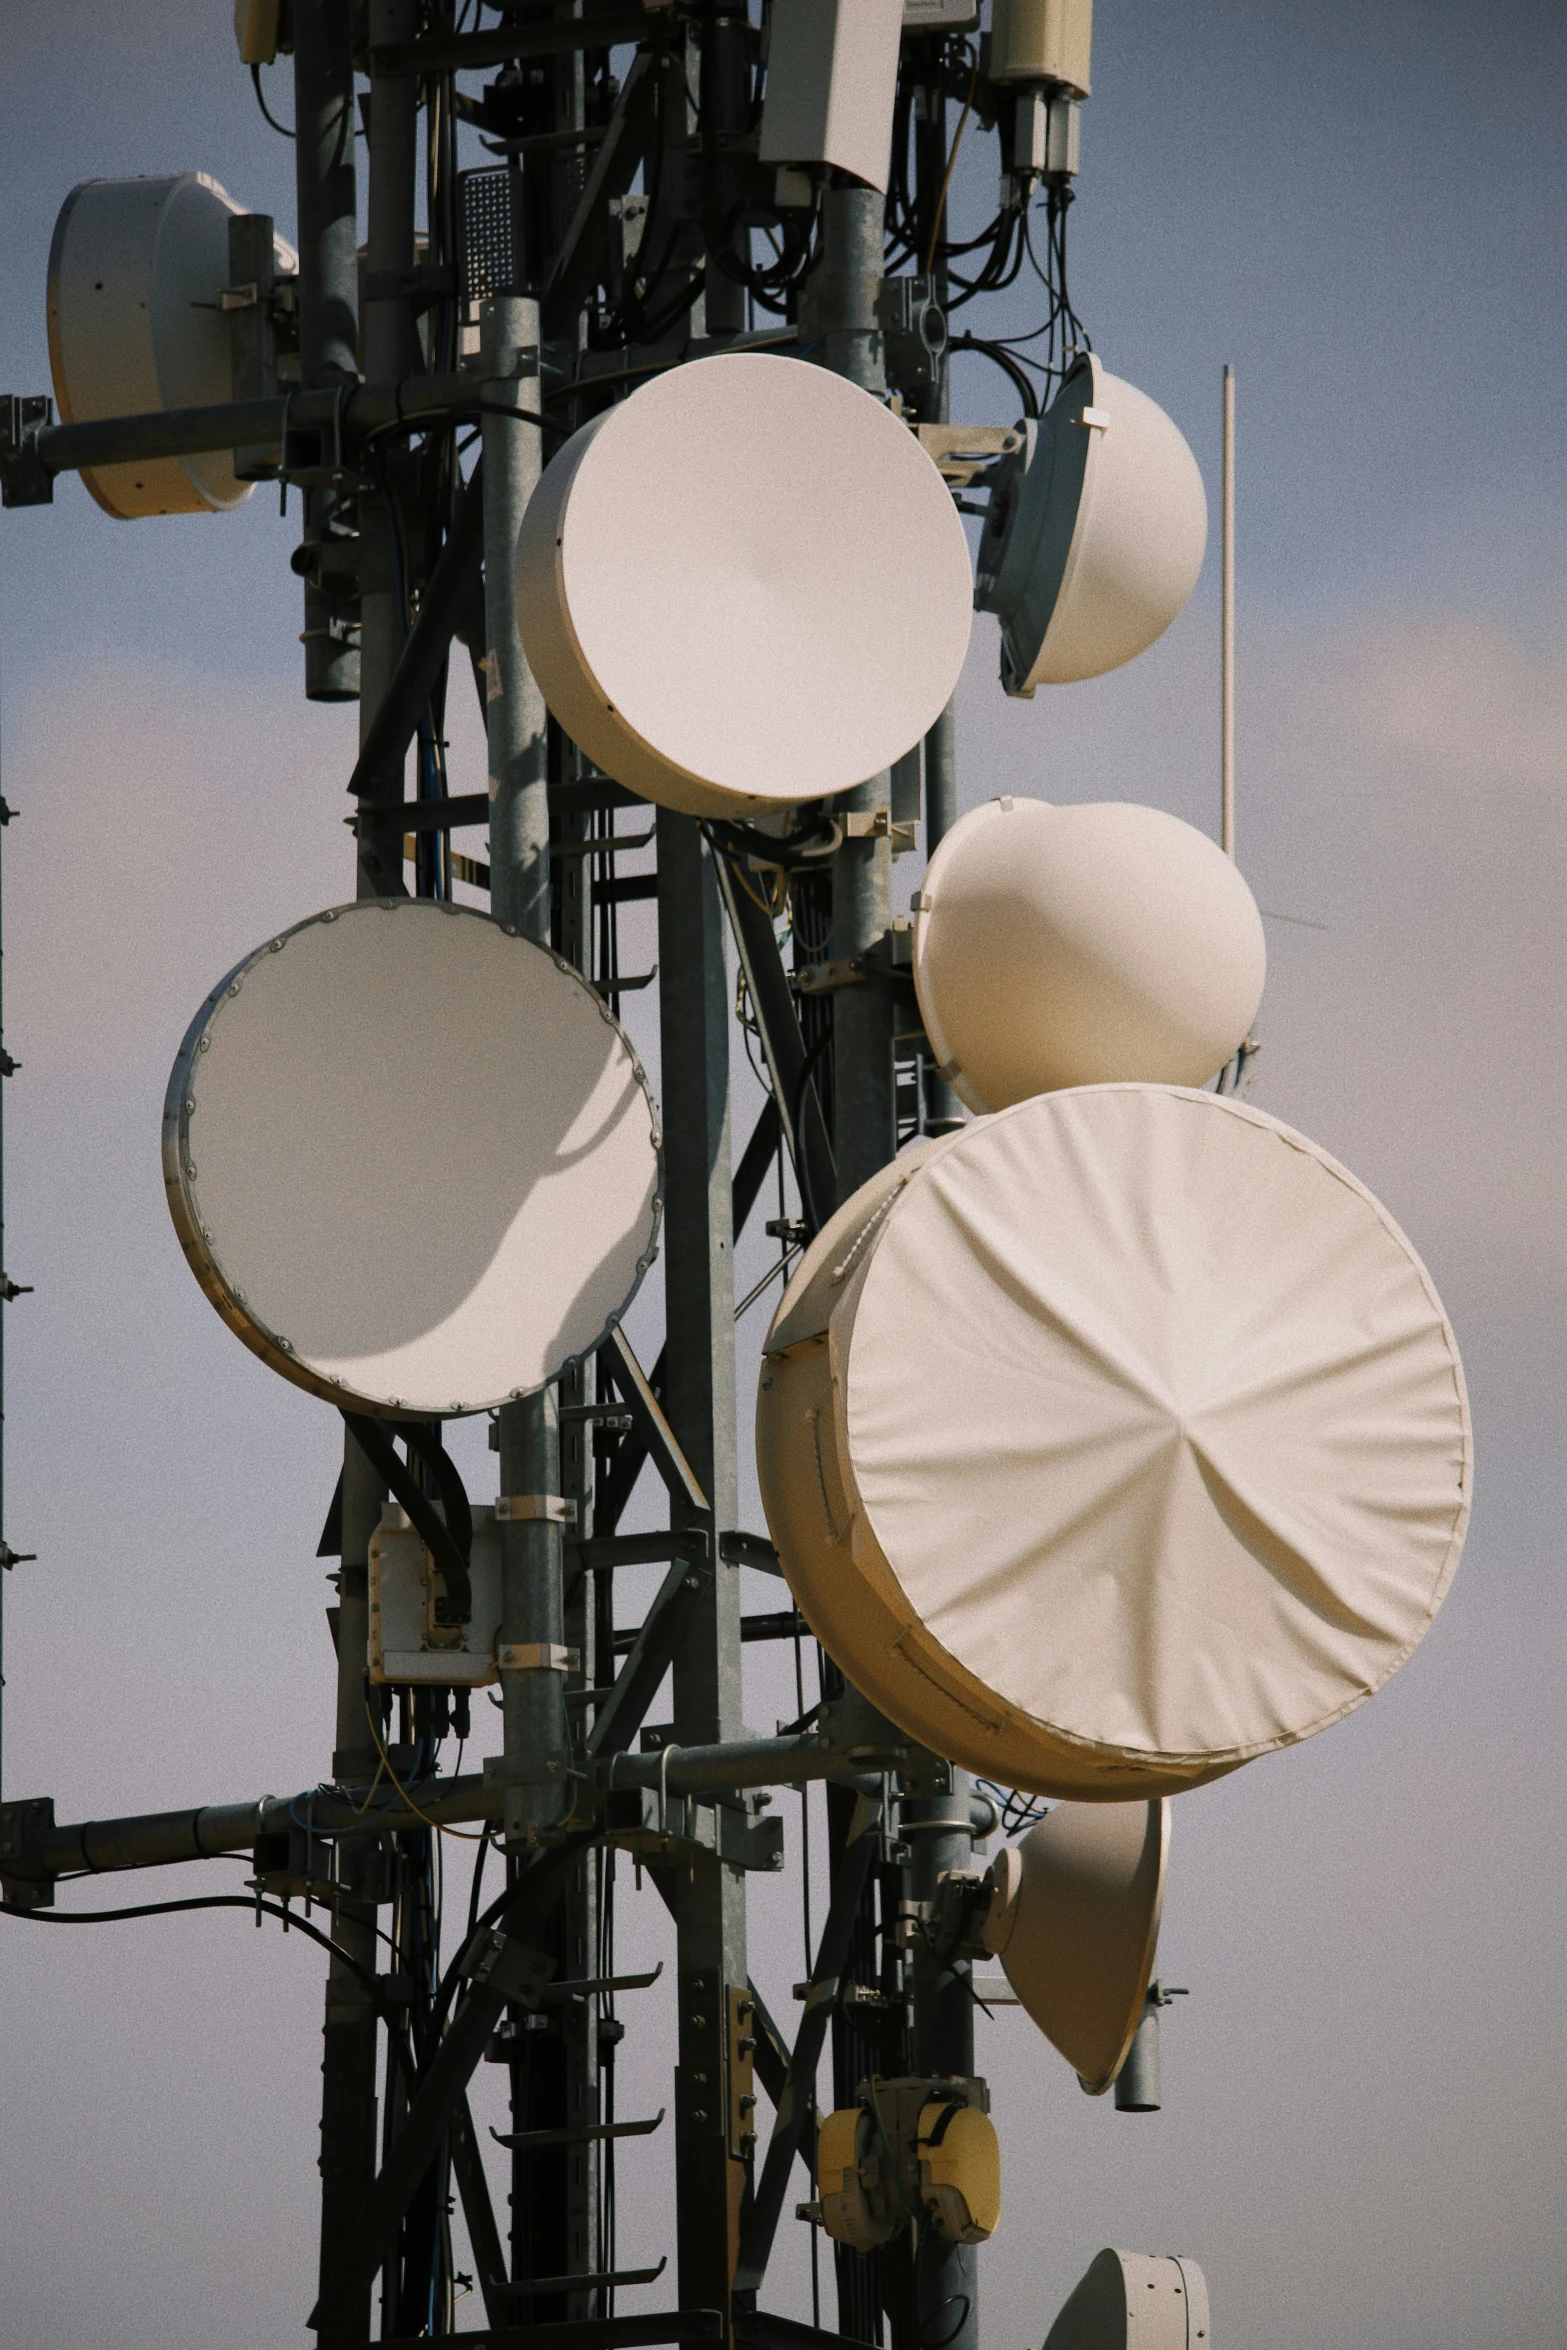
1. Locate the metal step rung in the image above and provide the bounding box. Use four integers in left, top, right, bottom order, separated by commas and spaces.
493, 2257, 669, 2302
492, 2106, 665, 2151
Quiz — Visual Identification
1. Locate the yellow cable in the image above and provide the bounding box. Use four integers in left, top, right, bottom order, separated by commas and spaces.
363, 1691, 489, 1841
925, 59, 980, 278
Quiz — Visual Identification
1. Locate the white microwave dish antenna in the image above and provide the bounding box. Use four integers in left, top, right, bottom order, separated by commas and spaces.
974, 351, 1207, 696
514, 351, 974, 819
913, 796, 1265, 1109
756, 1085, 1471, 1799
163, 901, 662, 1418
48, 173, 295, 520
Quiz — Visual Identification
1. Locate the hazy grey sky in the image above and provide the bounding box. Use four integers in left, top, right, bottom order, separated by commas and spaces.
0, 6, 1563, 2348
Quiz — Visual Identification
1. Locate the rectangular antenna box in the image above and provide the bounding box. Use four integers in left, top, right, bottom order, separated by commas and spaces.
369, 1503, 502, 1685
760, 0, 905, 194
990, 0, 1093, 93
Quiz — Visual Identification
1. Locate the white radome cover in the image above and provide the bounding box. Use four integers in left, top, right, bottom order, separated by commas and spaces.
757, 1086, 1471, 1796
163, 900, 661, 1416
48, 174, 294, 519
514, 352, 974, 818
913, 796, 1266, 1108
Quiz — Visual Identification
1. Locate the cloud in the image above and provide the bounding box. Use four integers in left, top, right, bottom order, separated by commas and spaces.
1303, 612, 1567, 795
5, 656, 356, 1081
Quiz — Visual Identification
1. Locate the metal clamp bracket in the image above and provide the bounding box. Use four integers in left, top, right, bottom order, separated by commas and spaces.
495, 1492, 577, 1525
496, 1641, 580, 1673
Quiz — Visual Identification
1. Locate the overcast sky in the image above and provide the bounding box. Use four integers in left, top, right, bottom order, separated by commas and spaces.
0, 5, 1564, 2348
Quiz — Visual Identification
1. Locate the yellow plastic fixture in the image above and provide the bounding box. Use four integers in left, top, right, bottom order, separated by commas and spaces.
916, 2100, 1001, 2242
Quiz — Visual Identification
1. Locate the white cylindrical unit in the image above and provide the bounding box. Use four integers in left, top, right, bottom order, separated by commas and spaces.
913, 796, 1265, 1110
756, 1086, 1471, 1800
164, 901, 662, 1417
48, 174, 288, 519
974, 352, 1206, 695
514, 352, 974, 818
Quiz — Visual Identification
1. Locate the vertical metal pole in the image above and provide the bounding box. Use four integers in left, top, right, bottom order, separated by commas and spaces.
481, 295, 565, 1858
483, 297, 549, 945
355, 3, 420, 887
0, 787, 8, 1799
314, 9, 412, 2337
480, 292, 578, 2300
701, 11, 751, 340
656, 810, 749, 2308
292, 0, 360, 704
909, 81, 974, 2350
820, 185, 896, 1202
910, 1793, 977, 2350
915, 68, 963, 1137
1221, 363, 1235, 860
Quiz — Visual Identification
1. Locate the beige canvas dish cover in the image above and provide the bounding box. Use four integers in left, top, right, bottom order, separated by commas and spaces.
756, 1086, 1471, 1799
914, 797, 1265, 1109
164, 900, 661, 1417
514, 351, 974, 818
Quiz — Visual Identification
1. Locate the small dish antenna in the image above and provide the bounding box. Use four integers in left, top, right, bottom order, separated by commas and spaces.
974, 351, 1207, 695
984, 1800, 1168, 2093
48, 174, 294, 519
756, 1084, 1471, 1798
514, 351, 974, 818
1043, 2248, 1211, 2350
164, 901, 662, 1417
913, 795, 1265, 1108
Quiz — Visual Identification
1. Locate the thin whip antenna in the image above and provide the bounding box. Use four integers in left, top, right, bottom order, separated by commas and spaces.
1221, 363, 1236, 857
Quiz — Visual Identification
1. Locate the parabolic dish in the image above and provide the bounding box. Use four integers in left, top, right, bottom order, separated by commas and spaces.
514, 351, 974, 818
974, 351, 1207, 697
914, 796, 1266, 1108
163, 900, 662, 1417
984, 1801, 1168, 2093
756, 1086, 1471, 1799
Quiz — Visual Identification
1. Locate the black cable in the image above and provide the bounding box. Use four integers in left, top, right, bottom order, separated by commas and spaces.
251, 62, 295, 139
948, 334, 1039, 418
1, 1890, 385, 2000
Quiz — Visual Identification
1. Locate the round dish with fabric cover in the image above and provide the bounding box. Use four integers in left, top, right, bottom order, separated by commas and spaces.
756, 1086, 1470, 1798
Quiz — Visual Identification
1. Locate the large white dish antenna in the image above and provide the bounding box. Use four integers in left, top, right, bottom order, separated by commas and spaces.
974, 352, 1207, 695
756, 1086, 1471, 1799
163, 901, 661, 1417
48, 174, 294, 520
514, 352, 974, 818
984, 1802, 1167, 2093
913, 796, 1265, 1109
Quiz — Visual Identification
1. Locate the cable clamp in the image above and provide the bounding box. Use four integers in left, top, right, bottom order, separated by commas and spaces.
496, 1641, 579, 1674
495, 1493, 577, 1525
